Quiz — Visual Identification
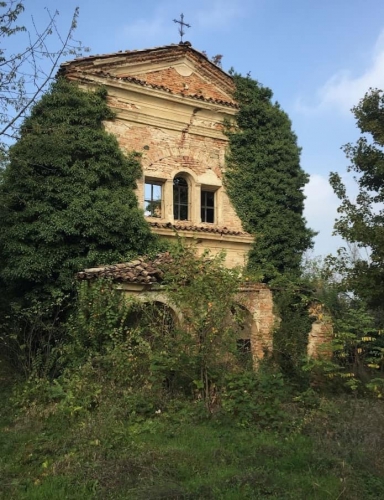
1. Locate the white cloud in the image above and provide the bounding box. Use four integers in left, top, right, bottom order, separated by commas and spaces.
304, 174, 338, 219
304, 174, 343, 256
298, 29, 384, 114
304, 173, 366, 256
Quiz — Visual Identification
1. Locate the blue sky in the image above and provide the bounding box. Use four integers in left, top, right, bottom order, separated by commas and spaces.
22, 0, 384, 257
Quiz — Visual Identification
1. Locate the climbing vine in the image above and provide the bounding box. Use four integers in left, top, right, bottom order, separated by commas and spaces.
225, 73, 315, 282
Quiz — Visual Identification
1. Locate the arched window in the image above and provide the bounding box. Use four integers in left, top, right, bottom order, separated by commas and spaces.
173, 176, 189, 220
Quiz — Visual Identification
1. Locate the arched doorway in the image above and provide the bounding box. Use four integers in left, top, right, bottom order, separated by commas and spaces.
125, 300, 177, 342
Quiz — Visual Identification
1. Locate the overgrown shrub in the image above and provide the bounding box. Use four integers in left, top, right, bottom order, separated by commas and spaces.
0, 78, 158, 376
20, 246, 245, 417
221, 368, 290, 430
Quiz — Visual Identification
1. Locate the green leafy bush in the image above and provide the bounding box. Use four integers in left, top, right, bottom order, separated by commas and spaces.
225, 74, 315, 281
221, 369, 289, 430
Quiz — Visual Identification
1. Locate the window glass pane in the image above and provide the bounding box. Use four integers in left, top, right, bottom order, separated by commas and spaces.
152, 184, 161, 201
201, 190, 215, 223
179, 204, 188, 220
173, 176, 189, 220
206, 208, 214, 223
144, 182, 162, 218
174, 177, 187, 187
144, 183, 151, 200
179, 186, 188, 203
206, 191, 214, 207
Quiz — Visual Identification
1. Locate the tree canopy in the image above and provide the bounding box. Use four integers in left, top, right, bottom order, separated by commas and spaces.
0, 78, 155, 303
225, 74, 315, 281
330, 88, 384, 311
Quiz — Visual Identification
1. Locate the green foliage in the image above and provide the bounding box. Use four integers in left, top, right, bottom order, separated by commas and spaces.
0, 78, 155, 305
273, 279, 314, 383
318, 298, 384, 393
53, 279, 164, 415
224, 73, 316, 377
49, 246, 244, 415
159, 246, 243, 405
225, 74, 315, 281
3, 365, 384, 499
332, 301, 384, 378
221, 369, 289, 430
64, 279, 133, 366
10, 246, 243, 417
330, 88, 384, 312
0, 78, 158, 374
0, 296, 66, 378
302, 255, 384, 392
3, 248, 384, 498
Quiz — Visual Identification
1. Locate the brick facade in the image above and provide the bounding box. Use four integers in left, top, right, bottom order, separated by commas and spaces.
63, 43, 329, 366
60, 43, 254, 267
307, 302, 333, 358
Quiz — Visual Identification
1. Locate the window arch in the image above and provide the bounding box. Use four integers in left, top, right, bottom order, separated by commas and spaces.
173, 175, 189, 220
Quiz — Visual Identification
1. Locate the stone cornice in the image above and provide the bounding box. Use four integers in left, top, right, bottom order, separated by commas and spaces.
114, 109, 228, 140
72, 73, 234, 140
151, 226, 254, 244
67, 72, 238, 113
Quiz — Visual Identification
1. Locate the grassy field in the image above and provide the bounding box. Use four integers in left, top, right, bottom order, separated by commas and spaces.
1, 358, 384, 499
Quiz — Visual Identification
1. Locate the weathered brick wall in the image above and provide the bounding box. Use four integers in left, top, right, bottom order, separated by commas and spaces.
307, 322, 333, 358
307, 302, 333, 358
119, 281, 275, 370
130, 67, 233, 102
236, 284, 275, 364
61, 45, 245, 237
105, 120, 225, 175
103, 118, 242, 230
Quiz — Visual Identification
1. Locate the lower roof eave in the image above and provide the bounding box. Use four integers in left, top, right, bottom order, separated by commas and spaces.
151, 226, 254, 244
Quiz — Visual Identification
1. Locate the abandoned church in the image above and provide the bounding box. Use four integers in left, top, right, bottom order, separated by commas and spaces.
60, 42, 330, 365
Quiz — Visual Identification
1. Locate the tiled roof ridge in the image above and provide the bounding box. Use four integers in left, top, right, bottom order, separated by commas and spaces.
77, 251, 268, 290
69, 69, 238, 109
77, 252, 173, 284
60, 43, 232, 77
149, 221, 249, 236
61, 44, 193, 65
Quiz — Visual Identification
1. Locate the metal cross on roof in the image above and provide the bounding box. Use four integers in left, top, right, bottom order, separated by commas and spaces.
173, 13, 191, 43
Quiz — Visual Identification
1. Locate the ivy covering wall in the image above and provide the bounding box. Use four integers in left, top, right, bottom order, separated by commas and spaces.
225, 74, 315, 282
0, 78, 156, 305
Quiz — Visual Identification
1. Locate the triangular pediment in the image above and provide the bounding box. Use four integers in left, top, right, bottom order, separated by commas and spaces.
61, 45, 236, 105
113, 56, 196, 78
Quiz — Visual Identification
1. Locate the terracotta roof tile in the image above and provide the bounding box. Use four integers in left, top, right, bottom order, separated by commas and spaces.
61, 43, 228, 75
77, 252, 265, 290
77, 253, 173, 284
59, 44, 237, 109
149, 221, 249, 236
